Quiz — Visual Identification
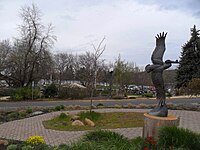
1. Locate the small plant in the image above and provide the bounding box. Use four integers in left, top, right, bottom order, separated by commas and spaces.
96, 103, 104, 107
21, 145, 33, 150
57, 144, 70, 150
6, 144, 17, 150
7, 112, 19, 120
60, 105, 65, 110
84, 130, 125, 141
54, 105, 65, 111
26, 136, 45, 145
127, 103, 135, 108
26, 107, 33, 114
130, 137, 145, 150
19, 111, 27, 118
55, 105, 61, 111
59, 113, 68, 119
113, 104, 122, 108
33, 143, 54, 150
143, 136, 157, 150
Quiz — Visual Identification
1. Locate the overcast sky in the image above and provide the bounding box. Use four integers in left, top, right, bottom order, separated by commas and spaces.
0, 0, 200, 67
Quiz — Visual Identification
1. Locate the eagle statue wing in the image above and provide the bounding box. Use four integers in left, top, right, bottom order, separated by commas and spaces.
151, 32, 167, 65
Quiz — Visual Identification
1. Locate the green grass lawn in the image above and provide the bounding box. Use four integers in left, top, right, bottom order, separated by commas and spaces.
43, 112, 144, 131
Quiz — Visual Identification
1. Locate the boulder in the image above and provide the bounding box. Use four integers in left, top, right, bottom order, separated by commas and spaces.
85, 118, 95, 127
72, 120, 84, 126
30, 111, 43, 117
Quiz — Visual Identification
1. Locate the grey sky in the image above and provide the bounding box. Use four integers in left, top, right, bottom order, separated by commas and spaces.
0, 0, 200, 67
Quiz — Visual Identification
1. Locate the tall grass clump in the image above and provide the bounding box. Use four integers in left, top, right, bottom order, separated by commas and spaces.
80, 130, 138, 150
78, 111, 101, 121
158, 126, 200, 150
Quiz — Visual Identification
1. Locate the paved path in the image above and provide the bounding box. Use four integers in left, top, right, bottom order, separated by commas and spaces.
0, 109, 200, 146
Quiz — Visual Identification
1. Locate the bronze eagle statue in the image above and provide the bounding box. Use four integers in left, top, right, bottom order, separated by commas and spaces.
145, 32, 178, 117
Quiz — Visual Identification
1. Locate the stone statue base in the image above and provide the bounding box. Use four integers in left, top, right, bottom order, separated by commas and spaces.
143, 113, 179, 139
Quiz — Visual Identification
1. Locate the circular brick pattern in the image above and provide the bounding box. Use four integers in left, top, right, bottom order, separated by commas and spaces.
0, 109, 200, 146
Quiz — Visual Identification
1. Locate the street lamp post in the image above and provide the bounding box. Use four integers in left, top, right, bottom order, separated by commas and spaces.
109, 68, 113, 99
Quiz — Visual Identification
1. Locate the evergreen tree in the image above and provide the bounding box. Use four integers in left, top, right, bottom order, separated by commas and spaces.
176, 25, 200, 88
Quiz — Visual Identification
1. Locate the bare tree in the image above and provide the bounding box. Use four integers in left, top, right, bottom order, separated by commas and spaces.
0, 40, 13, 85
74, 37, 106, 88
71, 38, 106, 111
90, 37, 106, 112
92, 37, 106, 89
1, 4, 56, 87
54, 53, 75, 88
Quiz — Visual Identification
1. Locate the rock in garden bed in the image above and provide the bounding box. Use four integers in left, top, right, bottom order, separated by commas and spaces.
72, 120, 84, 126
85, 118, 95, 127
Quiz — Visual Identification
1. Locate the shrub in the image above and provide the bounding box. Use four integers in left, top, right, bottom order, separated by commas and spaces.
97, 89, 110, 96
57, 87, 68, 99
19, 111, 27, 118
55, 105, 61, 111
114, 104, 123, 108
59, 113, 68, 119
60, 105, 65, 109
54, 105, 64, 111
186, 78, 200, 96
0, 88, 14, 96
112, 95, 124, 99
21, 145, 33, 150
142, 92, 154, 98
158, 126, 200, 150
7, 112, 19, 120
0, 114, 6, 122
166, 92, 172, 97
11, 87, 40, 100
26, 136, 45, 145
13, 94, 23, 101
96, 103, 104, 107
127, 103, 135, 108
137, 103, 147, 109
33, 144, 54, 150
58, 86, 87, 99
6, 144, 17, 150
43, 84, 58, 98
26, 107, 33, 114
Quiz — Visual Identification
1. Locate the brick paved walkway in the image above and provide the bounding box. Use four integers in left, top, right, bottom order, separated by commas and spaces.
0, 109, 200, 146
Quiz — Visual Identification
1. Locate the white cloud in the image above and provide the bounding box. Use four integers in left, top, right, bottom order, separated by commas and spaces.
0, 0, 200, 66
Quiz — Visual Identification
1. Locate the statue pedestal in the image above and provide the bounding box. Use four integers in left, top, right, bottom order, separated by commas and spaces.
143, 113, 179, 138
